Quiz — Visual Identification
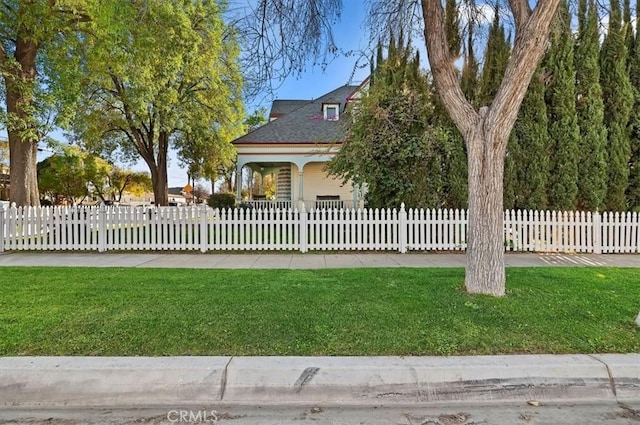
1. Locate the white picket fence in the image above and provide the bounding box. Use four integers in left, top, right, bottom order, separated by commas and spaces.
0, 203, 638, 253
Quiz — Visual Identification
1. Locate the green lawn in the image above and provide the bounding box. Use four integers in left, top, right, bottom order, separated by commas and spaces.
0, 267, 638, 356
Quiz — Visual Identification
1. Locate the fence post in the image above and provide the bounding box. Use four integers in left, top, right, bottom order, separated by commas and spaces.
399, 203, 407, 253
593, 211, 602, 254
0, 202, 4, 253
98, 203, 107, 252
200, 204, 208, 253
300, 203, 308, 253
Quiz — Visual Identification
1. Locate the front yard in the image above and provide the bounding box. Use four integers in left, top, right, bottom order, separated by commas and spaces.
0, 267, 638, 356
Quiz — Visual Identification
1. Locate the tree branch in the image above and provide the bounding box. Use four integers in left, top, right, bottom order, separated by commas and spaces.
508, 0, 532, 31
488, 0, 560, 146
421, 0, 478, 137
0, 41, 7, 71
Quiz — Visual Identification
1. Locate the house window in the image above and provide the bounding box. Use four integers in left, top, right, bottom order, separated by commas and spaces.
323, 104, 339, 121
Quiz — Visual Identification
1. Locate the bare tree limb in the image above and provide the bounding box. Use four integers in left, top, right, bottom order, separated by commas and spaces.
421, 0, 478, 137
0, 40, 7, 70
488, 0, 560, 146
508, 0, 532, 31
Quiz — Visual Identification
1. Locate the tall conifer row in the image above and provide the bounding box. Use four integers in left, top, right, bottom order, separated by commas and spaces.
477, 6, 517, 208
445, 0, 461, 58
512, 67, 550, 210
623, 0, 634, 68
478, 6, 510, 106
626, 0, 640, 209
600, 0, 634, 211
437, 0, 468, 208
574, 0, 608, 210
460, 25, 479, 106
544, 1, 580, 211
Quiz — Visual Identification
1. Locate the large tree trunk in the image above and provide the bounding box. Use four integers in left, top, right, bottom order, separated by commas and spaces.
148, 163, 168, 206
421, 0, 559, 295
4, 38, 40, 207
7, 133, 39, 206
147, 132, 169, 206
465, 128, 506, 296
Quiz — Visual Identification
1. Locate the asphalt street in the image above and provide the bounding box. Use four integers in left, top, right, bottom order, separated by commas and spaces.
2, 402, 640, 425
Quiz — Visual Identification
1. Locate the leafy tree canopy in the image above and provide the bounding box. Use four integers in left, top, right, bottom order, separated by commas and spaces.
328, 35, 447, 209
70, 0, 244, 206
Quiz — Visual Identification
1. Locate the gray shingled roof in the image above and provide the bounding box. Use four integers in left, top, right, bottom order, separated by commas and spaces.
269, 100, 307, 118
233, 85, 359, 144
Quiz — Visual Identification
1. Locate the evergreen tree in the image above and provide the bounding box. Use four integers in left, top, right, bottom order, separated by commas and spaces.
623, 0, 634, 68
478, 6, 510, 106
478, 6, 517, 208
627, 0, 640, 209
460, 21, 479, 106
432, 81, 468, 209
445, 0, 461, 58
601, 0, 634, 210
436, 0, 468, 208
544, 1, 580, 210
575, 0, 608, 210
327, 37, 445, 208
512, 68, 550, 210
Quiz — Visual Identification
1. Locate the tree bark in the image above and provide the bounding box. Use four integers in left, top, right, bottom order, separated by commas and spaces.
465, 122, 507, 296
7, 132, 40, 206
421, 0, 560, 295
145, 132, 169, 206
4, 38, 40, 206
150, 165, 168, 206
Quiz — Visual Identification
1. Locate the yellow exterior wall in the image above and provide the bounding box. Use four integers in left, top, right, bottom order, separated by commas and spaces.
292, 162, 353, 201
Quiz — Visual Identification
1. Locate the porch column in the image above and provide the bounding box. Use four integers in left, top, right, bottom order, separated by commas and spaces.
298, 171, 304, 201
259, 169, 264, 195
236, 165, 242, 202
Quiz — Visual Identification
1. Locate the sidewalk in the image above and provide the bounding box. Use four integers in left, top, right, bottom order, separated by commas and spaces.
0, 251, 639, 268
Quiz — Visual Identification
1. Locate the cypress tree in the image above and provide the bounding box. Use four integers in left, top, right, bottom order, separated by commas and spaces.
512, 68, 550, 210
445, 0, 467, 208
478, 6, 510, 106
544, 1, 580, 211
623, 0, 634, 67
574, 0, 608, 210
601, 0, 634, 210
445, 0, 461, 58
478, 7, 517, 208
461, 21, 479, 105
627, 0, 640, 208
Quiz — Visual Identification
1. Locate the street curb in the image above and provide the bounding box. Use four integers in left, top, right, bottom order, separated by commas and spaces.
1, 355, 638, 407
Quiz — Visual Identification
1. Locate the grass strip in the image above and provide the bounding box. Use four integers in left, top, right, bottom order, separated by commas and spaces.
0, 267, 638, 356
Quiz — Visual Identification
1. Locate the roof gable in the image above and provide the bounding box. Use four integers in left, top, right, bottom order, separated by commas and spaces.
233, 85, 359, 145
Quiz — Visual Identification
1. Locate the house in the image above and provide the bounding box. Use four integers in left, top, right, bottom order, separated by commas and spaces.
232, 83, 369, 210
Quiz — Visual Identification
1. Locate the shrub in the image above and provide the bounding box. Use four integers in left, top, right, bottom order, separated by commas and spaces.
208, 193, 235, 209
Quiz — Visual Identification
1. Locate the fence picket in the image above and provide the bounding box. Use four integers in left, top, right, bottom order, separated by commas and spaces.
1, 205, 637, 253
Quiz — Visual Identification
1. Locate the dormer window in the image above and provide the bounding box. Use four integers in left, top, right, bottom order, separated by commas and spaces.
323, 103, 339, 121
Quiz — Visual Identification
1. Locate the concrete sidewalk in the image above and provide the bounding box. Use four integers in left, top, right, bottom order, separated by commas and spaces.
0, 251, 639, 268
2, 354, 639, 407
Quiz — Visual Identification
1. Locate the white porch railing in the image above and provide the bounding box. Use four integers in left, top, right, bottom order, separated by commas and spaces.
241, 199, 360, 211
0, 203, 638, 253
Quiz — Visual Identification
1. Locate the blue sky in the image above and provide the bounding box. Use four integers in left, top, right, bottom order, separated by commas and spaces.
251, 2, 371, 107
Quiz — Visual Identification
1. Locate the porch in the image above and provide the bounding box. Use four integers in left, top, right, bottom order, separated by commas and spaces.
235, 159, 364, 210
